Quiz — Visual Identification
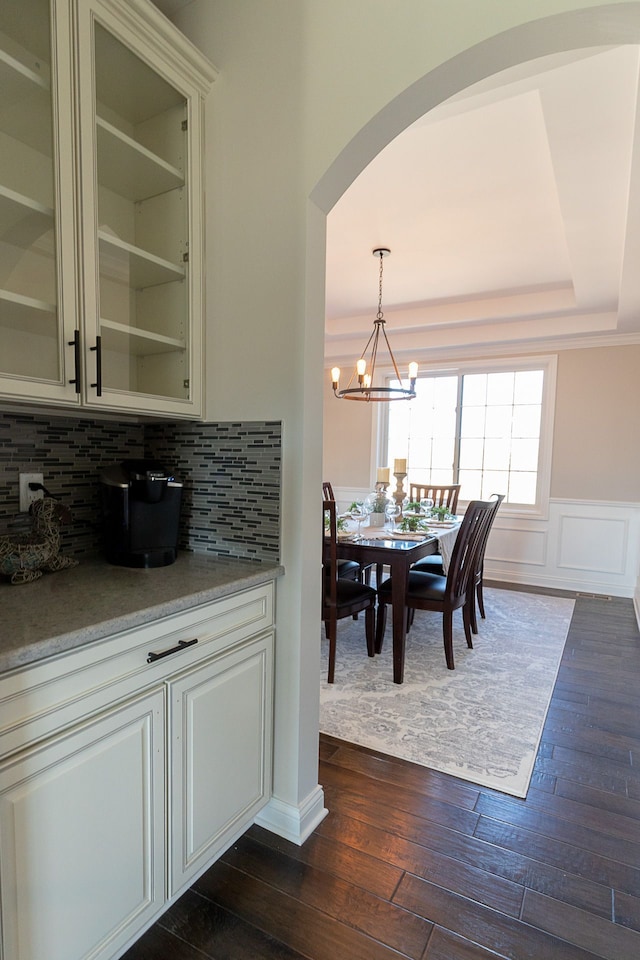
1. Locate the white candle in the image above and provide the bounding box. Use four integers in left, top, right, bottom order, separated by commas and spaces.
394, 458, 407, 474
376, 467, 390, 483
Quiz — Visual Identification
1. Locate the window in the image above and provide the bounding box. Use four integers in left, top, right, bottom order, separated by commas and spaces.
384, 357, 556, 515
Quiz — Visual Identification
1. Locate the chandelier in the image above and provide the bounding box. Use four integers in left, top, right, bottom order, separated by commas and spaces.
331, 248, 417, 402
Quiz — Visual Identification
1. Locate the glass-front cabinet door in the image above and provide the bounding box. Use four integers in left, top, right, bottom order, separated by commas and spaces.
76, 0, 209, 417
0, 0, 79, 404
0, 0, 214, 417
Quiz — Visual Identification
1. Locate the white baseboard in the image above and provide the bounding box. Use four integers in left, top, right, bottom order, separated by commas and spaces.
485, 565, 628, 598
254, 784, 328, 846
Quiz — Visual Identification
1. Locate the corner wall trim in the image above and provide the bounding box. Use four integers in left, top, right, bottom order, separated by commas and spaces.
254, 784, 328, 846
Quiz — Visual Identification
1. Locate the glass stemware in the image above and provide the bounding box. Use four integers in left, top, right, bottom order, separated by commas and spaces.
420, 497, 434, 516
349, 502, 369, 538
384, 501, 401, 529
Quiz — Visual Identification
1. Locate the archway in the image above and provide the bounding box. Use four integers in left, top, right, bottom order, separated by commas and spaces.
311, 3, 640, 216
304, 0, 640, 780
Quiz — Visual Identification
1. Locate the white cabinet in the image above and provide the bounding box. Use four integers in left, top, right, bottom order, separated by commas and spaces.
0, 0, 216, 418
0, 583, 275, 960
0, 0, 77, 404
170, 633, 273, 896
0, 691, 166, 960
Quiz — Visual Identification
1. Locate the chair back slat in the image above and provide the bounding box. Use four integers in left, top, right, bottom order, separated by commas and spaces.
474, 493, 505, 579
408, 482, 460, 514
322, 482, 335, 501
444, 499, 494, 602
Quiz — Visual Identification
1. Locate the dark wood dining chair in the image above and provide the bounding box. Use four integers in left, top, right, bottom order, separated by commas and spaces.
322, 481, 336, 501
323, 499, 377, 683
408, 482, 460, 515
322, 481, 359, 581
375, 499, 494, 670
322, 480, 375, 585
411, 493, 504, 633
469, 493, 504, 632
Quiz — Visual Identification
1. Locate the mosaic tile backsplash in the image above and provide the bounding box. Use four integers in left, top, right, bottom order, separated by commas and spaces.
0, 412, 281, 564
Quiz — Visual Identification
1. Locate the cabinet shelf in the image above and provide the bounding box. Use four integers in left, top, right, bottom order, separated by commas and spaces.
0, 287, 56, 336
0, 46, 49, 98
100, 318, 185, 356
0, 48, 52, 156
97, 117, 184, 202
0, 184, 54, 247
98, 230, 185, 289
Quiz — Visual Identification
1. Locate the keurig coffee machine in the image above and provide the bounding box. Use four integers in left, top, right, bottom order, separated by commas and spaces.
100, 459, 183, 567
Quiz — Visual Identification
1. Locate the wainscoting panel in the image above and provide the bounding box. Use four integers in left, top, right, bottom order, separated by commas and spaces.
489, 525, 547, 568
557, 514, 628, 574
487, 499, 639, 598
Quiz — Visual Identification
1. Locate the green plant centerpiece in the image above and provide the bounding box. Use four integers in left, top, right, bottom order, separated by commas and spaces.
365, 488, 390, 527
430, 504, 450, 520
324, 513, 348, 532
398, 515, 429, 533
405, 500, 422, 513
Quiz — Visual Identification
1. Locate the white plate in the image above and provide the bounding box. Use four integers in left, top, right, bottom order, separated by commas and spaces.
389, 531, 429, 541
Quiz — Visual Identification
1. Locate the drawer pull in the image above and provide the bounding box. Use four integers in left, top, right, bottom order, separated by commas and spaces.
147, 638, 198, 663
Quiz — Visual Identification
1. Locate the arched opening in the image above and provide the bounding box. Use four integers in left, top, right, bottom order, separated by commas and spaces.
307, 1, 640, 754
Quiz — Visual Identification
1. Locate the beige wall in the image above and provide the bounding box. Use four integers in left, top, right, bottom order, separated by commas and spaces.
323, 376, 373, 489
553, 345, 640, 501
324, 344, 640, 502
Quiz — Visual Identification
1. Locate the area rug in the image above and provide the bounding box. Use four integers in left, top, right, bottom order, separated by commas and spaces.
319, 587, 574, 797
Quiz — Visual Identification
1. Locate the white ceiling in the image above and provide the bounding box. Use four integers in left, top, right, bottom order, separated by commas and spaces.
325, 45, 640, 366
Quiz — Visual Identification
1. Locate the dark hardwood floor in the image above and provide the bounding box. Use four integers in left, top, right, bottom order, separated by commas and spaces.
123, 593, 640, 959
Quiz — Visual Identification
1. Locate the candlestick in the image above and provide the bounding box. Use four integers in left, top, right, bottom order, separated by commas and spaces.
393, 471, 407, 511
393, 458, 407, 475
376, 466, 390, 484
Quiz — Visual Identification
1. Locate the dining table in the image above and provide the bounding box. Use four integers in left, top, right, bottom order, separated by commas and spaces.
336, 524, 458, 684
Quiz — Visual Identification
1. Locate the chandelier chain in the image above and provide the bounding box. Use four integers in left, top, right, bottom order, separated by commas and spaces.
377, 251, 385, 323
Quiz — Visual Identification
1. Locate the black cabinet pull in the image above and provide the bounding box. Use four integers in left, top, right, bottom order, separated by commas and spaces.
90, 335, 102, 396
68, 330, 81, 393
147, 638, 198, 663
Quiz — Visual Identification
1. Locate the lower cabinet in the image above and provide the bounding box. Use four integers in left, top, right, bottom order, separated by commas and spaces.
0, 583, 275, 960
0, 690, 166, 960
169, 634, 273, 896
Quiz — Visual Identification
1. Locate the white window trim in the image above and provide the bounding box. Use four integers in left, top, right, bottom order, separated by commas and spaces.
372, 354, 558, 521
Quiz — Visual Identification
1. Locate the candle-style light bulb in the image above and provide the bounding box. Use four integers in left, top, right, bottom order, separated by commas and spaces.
363, 373, 372, 389
408, 361, 418, 381
331, 367, 340, 389
356, 358, 366, 376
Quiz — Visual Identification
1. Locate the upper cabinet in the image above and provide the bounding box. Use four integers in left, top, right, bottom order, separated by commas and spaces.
0, 0, 74, 403
0, 0, 216, 418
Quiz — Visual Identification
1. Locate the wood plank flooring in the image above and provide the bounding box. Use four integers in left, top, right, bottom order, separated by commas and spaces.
123, 593, 640, 960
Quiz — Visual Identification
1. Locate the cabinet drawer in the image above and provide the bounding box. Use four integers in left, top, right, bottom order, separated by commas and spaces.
0, 582, 274, 760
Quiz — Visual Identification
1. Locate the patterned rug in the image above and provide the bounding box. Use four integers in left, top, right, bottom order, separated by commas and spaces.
319, 587, 574, 797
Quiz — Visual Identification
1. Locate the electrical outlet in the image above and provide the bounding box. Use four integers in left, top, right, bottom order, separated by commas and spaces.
19, 473, 44, 512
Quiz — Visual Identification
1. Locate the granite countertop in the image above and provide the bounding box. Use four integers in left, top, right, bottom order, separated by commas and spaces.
0, 552, 284, 673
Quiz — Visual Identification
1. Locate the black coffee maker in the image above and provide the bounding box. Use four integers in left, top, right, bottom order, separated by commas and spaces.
100, 459, 183, 568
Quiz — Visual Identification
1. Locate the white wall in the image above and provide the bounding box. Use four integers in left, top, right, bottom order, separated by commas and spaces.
170, 0, 640, 841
